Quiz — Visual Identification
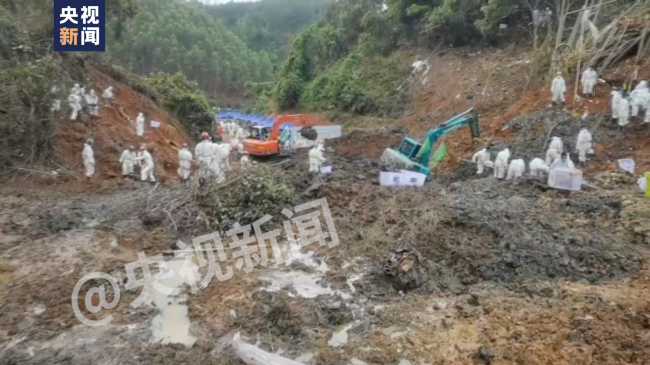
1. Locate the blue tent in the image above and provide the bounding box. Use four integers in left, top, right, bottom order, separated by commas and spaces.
215, 111, 295, 131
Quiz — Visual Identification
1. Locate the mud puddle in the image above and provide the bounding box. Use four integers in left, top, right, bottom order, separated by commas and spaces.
146, 253, 198, 348
260, 238, 353, 300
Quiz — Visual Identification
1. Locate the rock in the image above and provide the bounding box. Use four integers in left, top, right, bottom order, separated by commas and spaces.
109, 238, 119, 248
139, 211, 165, 227
432, 301, 446, 310
467, 294, 480, 306
477, 346, 493, 363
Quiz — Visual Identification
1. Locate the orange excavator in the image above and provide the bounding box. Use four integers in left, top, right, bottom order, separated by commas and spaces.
243, 114, 314, 157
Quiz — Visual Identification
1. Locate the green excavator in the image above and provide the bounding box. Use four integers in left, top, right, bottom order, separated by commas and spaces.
379, 108, 480, 177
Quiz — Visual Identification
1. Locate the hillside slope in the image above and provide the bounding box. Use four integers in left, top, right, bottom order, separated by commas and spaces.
52, 68, 193, 185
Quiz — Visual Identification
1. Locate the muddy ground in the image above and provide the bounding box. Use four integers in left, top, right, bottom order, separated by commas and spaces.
1, 106, 649, 365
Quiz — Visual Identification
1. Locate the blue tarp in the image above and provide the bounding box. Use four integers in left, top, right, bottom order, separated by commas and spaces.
216, 110, 294, 130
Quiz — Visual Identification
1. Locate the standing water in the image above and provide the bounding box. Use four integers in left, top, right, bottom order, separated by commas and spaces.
146, 253, 198, 348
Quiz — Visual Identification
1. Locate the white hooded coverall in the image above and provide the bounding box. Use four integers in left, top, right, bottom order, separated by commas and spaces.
494, 149, 510, 179
102, 87, 114, 103
581, 68, 597, 95
82, 144, 95, 177
472, 148, 491, 174
68, 92, 82, 120
611, 90, 622, 119
506, 159, 526, 180
195, 140, 214, 178
309, 146, 325, 173
119, 149, 135, 176
213, 143, 231, 175
139, 150, 155, 182
575, 129, 593, 163
178, 148, 193, 180
86, 90, 99, 115
136, 113, 145, 137
241, 155, 252, 170
549, 136, 563, 153
51, 86, 61, 112
618, 98, 630, 126
551, 76, 566, 103
545, 148, 559, 166
235, 126, 244, 141
529, 158, 549, 177
630, 81, 649, 117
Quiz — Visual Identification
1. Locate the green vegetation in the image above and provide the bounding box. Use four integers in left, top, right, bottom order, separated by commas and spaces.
144, 72, 214, 138
0, 0, 137, 167
270, 0, 542, 115
204, 0, 330, 63
108, 0, 275, 100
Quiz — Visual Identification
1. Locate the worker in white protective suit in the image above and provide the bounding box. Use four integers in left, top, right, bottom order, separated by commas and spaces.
102, 86, 114, 104
637, 175, 647, 193
119, 145, 135, 177
309, 144, 326, 173
209, 142, 227, 182
216, 142, 233, 173
138, 145, 156, 183
506, 158, 526, 180
630, 80, 649, 117
195, 132, 214, 178
529, 158, 549, 177
551, 72, 566, 105
494, 148, 510, 179
548, 152, 575, 186
71, 83, 80, 96
85, 89, 99, 116
618, 96, 630, 127
611, 89, 622, 120
575, 128, 593, 163
545, 147, 560, 166
68, 89, 83, 120
581, 67, 598, 96
135, 112, 145, 138
82, 139, 95, 181
50, 85, 61, 112
472, 148, 491, 174
235, 125, 244, 142
549, 136, 563, 154
240, 152, 252, 170
177, 143, 193, 183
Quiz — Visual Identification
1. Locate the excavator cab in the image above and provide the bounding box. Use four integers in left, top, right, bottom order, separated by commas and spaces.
248, 126, 271, 141
397, 137, 422, 161
243, 114, 312, 157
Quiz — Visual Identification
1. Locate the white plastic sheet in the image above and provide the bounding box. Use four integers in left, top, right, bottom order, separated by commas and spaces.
231, 333, 305, 365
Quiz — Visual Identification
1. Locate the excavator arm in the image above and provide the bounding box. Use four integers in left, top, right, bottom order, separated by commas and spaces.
416, 108, 479, 167
379, 108, 479, 176
269, 114, 311, 140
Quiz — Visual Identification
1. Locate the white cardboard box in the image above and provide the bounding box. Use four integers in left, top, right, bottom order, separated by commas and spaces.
549, 168, 583, 191
400, 170, 427, 186
617, 158, 635, 173
380, 172, 402, 186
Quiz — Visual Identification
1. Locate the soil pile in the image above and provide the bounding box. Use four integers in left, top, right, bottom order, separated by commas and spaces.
52, 68, 192, 183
